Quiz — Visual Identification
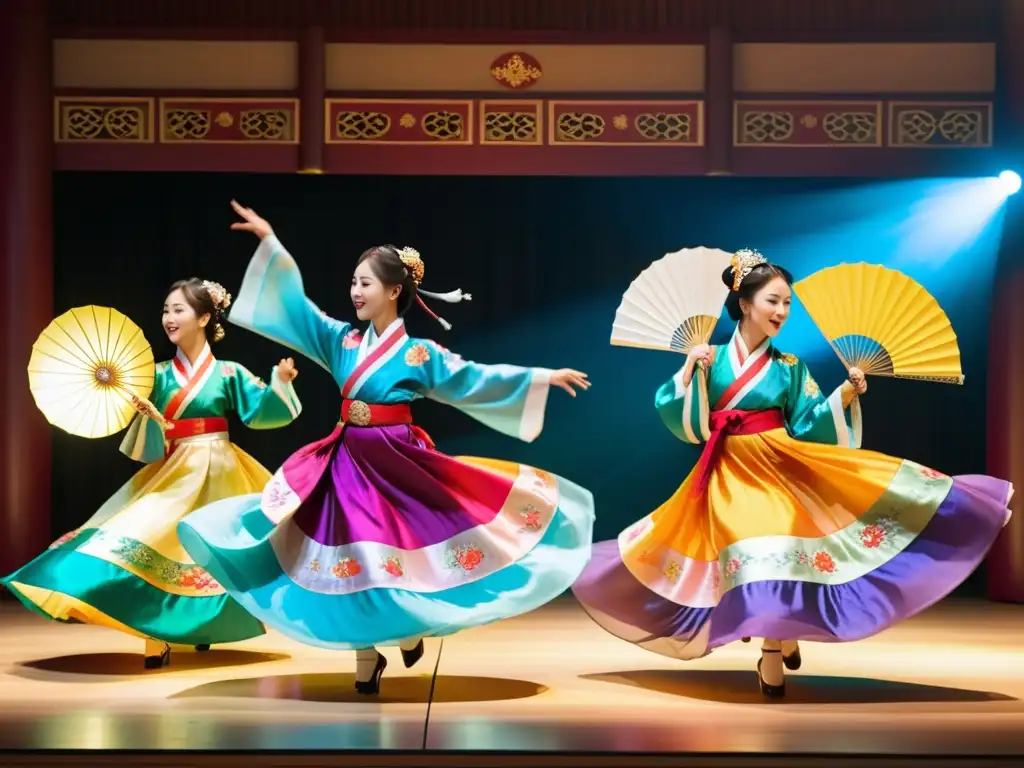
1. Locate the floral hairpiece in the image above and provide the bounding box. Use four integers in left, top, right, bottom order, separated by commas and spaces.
729, 248, 768, 292
202, 280, 232, 311
397, 246, 425, 287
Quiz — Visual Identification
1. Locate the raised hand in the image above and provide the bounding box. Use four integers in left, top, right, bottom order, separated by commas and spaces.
848, 366, 867, 396
131, 394, 168, 426
551, 369, 591, 397
277, 357, 298, 382
229, 200, 273, 240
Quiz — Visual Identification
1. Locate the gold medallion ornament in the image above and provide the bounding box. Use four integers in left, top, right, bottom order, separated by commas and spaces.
346, 400, 372, 426
27, 306, 156, 438
490, 52, 543, 89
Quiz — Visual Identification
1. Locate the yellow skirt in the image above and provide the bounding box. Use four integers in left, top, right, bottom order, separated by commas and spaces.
3, 435, 269, 645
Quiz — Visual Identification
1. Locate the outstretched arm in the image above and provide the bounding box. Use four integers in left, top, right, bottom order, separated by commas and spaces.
227, 201, 349, 373
119, 387, 171, 464
419, 341, 588, 442
223, 358, 302, 429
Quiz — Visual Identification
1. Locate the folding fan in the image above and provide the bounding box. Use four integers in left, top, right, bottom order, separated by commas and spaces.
610, 246, 735, 353
793, 263, 964, 384
27, 306, 157, 438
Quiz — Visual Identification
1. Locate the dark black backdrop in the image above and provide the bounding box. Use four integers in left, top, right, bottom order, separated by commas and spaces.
50, 172, 998, 591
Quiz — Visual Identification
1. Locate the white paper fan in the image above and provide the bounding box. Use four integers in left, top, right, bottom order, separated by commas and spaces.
610, 246, 734, 353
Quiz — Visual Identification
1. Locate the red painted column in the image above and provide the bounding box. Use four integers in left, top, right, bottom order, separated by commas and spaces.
0, 0, 53, 582
298, 25, 326, 174
705, 24, 733, 175
986, 0, 1024, 602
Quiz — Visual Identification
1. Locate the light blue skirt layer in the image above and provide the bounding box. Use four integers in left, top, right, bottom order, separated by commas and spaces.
177, 476, 594, 650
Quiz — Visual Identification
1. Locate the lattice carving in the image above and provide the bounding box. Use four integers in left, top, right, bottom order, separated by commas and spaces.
239, 110, 291, 141
938, 110, 983, 144
634, 113, 691, 142
422, 111, 464, 140
821, 112, 877, 144
557, 112, 606, 141
484, 111, 537, 142
165, 109, 211, 140
896, 110, 938, 144
741, 111, 794, 143
336, 111, 391, 140
63, 105, 145, 141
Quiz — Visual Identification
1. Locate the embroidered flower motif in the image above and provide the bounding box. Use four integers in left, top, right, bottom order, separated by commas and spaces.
636, 549, 658, 566
432, 342, 462, 360
309, 559, 321, 572
177, 567, 221, 592
725, 557, 743, 576
381, 556, 404, 577
920, 465, 945, 480
447, 544, 484, 572
221, 363, 237, 377
342, 329, 362, 350
50, 530, 81, 549
263, 479, 291, 511
711, 567, 722, 592
534, 469, 556, 487
812, 551, 836, 573
663, 561, 682, 583
626, 518, 652, 542
778, 352, 799, 366
859, 524, 886, 549
519, 505, 543, 532
405, 343, 431, 367
803, 375, 821, 398
331, 557, 362, 578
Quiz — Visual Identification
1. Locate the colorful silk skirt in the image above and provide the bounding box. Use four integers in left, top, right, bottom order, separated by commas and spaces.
176, 418, 595, 650
571, 414, 1013, 660
2, 432, 267, 646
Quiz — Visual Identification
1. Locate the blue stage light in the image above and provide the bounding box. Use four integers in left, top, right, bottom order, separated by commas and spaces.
998, 170, 1021, 195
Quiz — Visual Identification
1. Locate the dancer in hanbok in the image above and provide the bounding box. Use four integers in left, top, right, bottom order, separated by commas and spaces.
2, 279, 302, 668
177, 201, 595, 694
571, 250, 1013, 697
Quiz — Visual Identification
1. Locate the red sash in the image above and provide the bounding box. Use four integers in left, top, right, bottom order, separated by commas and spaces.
694, 409, 785, 493
340, 399, 435, 450
164, 416, 229, 458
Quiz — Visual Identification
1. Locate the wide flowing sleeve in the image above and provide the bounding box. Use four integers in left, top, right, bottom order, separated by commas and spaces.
222, 362, 302, 429
654, 358, 711, 445
119, 366, 169, 464
417, 341, 552, 442
228, 234, 350, 372
785, 359, 863, 449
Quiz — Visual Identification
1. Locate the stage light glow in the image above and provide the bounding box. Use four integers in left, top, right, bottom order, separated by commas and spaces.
998, 170, 1021, 195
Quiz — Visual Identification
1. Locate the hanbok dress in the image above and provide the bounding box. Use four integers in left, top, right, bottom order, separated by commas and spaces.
572, 327, 1013, 660
176, 235, 595, 651
2, 345, 301, 647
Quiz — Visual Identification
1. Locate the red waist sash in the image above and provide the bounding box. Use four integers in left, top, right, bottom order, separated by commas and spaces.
340, 399, 434, 450
694, 408, 786, 494
165, 416, 229, 441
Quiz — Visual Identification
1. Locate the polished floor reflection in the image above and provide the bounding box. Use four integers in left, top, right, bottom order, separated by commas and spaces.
0, 596, 1022, 756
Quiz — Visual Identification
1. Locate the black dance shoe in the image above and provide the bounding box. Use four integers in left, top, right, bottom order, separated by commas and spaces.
401, 640, 424, 668
354, 652, 388, 695
144, 643, 171, 670
757, 651, 785, 698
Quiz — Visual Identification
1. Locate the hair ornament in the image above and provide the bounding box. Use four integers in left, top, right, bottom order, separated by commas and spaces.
202, 280, 232, 311
729, 248, 768, 292
394, 246, 471, 332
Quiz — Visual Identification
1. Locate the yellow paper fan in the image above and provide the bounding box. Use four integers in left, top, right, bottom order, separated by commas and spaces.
793, 263, 964, 384
27, 306, 156, 438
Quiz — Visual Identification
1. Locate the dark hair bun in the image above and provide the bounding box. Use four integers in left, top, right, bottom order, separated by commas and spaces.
721, 266, 737, 290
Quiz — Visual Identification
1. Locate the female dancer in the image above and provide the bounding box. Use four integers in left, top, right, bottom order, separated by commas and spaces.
571, 249, 1013, 697
177, 201, 594, 694
3, 279, 302, 669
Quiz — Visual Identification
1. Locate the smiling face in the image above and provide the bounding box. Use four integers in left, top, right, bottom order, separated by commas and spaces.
740, 275, 792, 338
162, 288, 209, 348
351, 257, 402, 324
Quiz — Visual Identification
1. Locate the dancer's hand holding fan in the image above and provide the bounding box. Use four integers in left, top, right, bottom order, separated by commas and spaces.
793, 263, 964, 387
27, 305, 161, 438
610, 246, 735, 363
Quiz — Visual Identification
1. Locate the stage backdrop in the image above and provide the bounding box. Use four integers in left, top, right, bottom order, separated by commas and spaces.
50, 172, 999, 592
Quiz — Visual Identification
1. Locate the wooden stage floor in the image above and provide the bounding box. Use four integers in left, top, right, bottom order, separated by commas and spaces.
1, 595, 1023, 765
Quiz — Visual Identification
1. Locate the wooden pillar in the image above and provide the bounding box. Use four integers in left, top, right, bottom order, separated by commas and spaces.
986, 0, 1024, 602
0, 0, 53, 580
298, 25, 326, 174
705, 22, 733, 175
